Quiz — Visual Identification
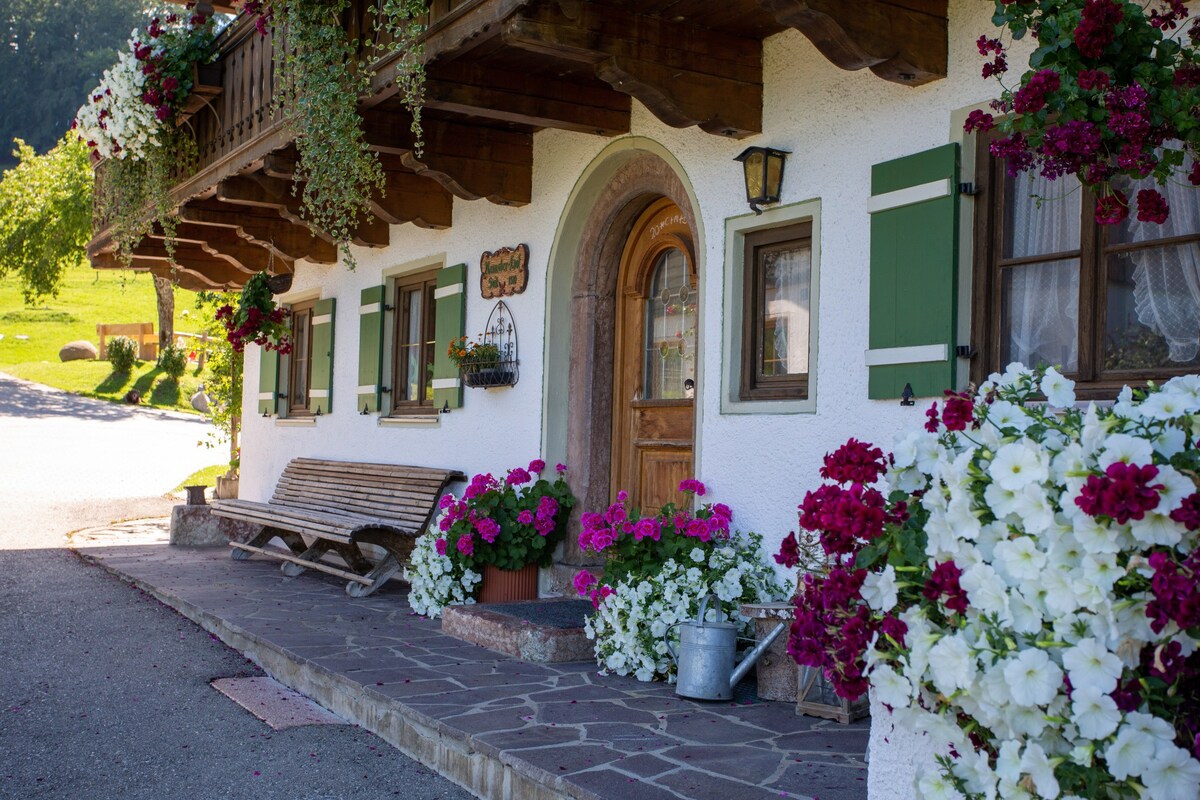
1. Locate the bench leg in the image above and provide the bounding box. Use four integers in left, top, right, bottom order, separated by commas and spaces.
345, 553, 401, 598
232, 527, 307, 561
280, 539, 335, 577
332, 542, 372, 574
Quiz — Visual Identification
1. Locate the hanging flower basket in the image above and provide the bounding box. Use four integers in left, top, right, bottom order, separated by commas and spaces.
967, 0, 1200, 225
216, 271, 292, 354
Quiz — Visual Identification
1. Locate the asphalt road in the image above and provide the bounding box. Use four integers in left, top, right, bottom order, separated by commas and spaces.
0, 373, 473, 799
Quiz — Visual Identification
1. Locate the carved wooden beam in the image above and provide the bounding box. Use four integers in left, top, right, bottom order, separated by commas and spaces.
757, 0, 947, 85
423, 62, 630, 137
125, 241, 252, 288
148, 224, 282, 274
360, 115, 532, 206
501, 2, 762, 138
263, 148, 454, 228
218, 174, 390, 249
177, 199, 337, 265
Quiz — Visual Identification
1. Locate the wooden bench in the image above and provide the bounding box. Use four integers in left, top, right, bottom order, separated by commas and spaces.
211, 458, 464, 597
97, 322, 157, 361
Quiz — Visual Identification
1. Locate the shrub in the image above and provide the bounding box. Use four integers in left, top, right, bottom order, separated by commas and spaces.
106, 336, 138, 373
158, 343, 187, 380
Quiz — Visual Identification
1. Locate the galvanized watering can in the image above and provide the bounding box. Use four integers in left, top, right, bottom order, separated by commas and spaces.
666, 594, 786, 701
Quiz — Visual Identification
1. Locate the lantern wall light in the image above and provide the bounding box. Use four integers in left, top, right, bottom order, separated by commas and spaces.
734, 146, 790, 214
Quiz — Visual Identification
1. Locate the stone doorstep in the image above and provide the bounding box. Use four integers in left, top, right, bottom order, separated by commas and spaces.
440, 601, 594, 664
76, 551, 579, 800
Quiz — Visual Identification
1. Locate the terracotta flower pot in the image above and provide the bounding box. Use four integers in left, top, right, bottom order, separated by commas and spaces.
478, 563, 538, 604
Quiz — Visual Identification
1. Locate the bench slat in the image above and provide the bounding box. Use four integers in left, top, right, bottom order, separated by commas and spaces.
268, 489, 433, 519
272, 477, 439, 505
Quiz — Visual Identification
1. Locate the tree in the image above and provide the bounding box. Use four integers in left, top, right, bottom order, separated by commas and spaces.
0, 136, 92, 303
0, 0, 146, 170
195, 291, 242, 476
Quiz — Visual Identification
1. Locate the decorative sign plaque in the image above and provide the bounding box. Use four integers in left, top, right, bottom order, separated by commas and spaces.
480, 244, 529, 299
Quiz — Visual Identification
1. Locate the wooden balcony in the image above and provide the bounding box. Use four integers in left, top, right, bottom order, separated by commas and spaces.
89, 0, 948, 290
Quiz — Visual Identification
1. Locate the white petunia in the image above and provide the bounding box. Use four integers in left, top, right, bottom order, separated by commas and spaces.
862, 564, 899, 612
1097, 433, 1154, 469
1142, 743, 1200, 800
960, 563, 1009, 617
915, 770, 965, 800
1129, 512, 1183, 547
989, 442, 1049, 491
1019, 742, 1061, 799
1005, 589, 1045, 634
689, 547, 705, 563
987, 400, 1033, 432
1153, 465, 1196, 514
1003, 648, 1062, 707
927, 634, 977, 695
993, 536, 1048, 582
869, 663, 912, 708
1071, 686, 1121, 740
1012, 484, 1056, 533
1041, 366, 1076, 407
1105, 724, 1157, 779
1137, 388, 1193, 421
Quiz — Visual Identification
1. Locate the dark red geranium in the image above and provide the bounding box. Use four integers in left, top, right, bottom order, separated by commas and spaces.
820, 438, 888, 485
1136, 188, 1170, 224
1095, 190, 1129, 225
1075, 461, 1163, 524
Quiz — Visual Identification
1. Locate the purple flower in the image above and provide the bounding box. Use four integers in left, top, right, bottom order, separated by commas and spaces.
506, 467, 532, 486
528, 459, 546, 474
633, 518, 661, 542
435, 538, 447, 556
536, 496, 558, 520
678, 479, 707, 496
473, 517, 501, 543
456, 533, 475, 556
556, 463, 567, 474
517, 509, 535, 526
573, 570, 598, 597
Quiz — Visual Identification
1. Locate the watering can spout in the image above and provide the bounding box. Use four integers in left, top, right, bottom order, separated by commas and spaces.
729, 621, 786, 690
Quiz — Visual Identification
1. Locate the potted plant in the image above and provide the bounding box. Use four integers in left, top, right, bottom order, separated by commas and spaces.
779, 367, 1200, 797
447, 335, 513, 388
434, 460, 575, 603
215, 271, 292, 354
572, 480, 789, 682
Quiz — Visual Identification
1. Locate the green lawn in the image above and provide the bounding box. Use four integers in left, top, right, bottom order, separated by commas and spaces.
0, 261, 209, 413
173, 463, 228, 492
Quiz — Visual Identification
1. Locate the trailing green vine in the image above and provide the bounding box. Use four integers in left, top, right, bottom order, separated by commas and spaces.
271, 0, 383, 268
380, 0, 428, 156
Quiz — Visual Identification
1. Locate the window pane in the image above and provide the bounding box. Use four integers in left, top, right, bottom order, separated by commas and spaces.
1000, 258, 1079, 372
290, 310, 311, 408
644, 248, 696, 400
1108, 158, 1200, 245
1003, 172, 1082, 259
1105, 245, 1200, 370
759, 242, 811, 377
400, 288, 422, 402
423, 284, 437, 403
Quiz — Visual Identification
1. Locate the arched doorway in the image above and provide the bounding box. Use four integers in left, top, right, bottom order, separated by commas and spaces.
540, 141, 703, 583
611, 199, 697, 512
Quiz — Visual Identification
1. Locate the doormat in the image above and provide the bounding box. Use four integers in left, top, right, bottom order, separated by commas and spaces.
481, 599, 593, 629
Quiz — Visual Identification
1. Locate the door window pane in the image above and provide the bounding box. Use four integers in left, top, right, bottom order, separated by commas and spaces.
759, 242, 811, 377
399, 288, 423, 402
391, 272, 438, 412
1105, 245, 1200, 370
644, 248, 696, 400
1003, 172, 1082, 259
1000, 258, 1079, 372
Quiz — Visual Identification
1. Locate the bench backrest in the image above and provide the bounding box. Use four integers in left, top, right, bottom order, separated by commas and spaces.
270, 458, 462, 533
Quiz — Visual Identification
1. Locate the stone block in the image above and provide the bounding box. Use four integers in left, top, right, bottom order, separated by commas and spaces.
739, 601, 796, 703
441, 601, 594, 663
169, 504, 261, 547
59, 340, 98, 361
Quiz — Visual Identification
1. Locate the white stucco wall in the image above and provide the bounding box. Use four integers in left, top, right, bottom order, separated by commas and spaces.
237, 2, 1032, 796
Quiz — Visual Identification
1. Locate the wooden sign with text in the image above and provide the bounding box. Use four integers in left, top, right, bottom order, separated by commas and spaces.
480, 244, 529, 299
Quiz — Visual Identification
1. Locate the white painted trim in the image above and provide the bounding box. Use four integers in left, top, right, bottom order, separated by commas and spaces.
379, 415, 440, 427
311, 314, 333, 326
433, 283, 463, 300
275, 417, 316, 427
359, 302, 381, 315
867, 178, 953, 215
356, 384, 378, 395
863, 343, 949, 367
431, 377, 460, 390
256, 392, 276, 401
308, 389, 329, 399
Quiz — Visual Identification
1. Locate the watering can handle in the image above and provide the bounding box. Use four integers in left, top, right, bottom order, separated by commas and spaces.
697, 593, 720, 624
664, 622, 681, 660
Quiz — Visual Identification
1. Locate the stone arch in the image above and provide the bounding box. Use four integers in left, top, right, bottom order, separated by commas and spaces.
541, 138, 704, 580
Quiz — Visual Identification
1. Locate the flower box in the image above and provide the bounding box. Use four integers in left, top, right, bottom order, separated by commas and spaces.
478, 563, 538, 604
462, 363, 517, 389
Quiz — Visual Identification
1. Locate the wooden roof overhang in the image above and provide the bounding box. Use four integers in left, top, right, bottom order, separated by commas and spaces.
89, 0, 948, 289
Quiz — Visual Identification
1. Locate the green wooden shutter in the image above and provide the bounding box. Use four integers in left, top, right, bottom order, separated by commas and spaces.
432, 264, 466, 410
257, 347, 279, 416
867, 143, 960, 399
357, 286, 386, 414
308, 297, 335, 415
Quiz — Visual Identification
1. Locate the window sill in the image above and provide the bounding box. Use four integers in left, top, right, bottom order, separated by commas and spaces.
379, 414, 440, 427
275, 417, 317, 427
720, 395, 817, 415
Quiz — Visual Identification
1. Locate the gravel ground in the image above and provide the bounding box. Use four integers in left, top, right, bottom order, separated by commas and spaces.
0, 373, 474, 799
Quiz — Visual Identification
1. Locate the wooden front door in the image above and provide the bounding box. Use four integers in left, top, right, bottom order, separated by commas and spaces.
612, 198, 698, 512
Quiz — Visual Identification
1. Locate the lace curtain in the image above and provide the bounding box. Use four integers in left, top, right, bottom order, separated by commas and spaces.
1004, 174, 1081, 371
